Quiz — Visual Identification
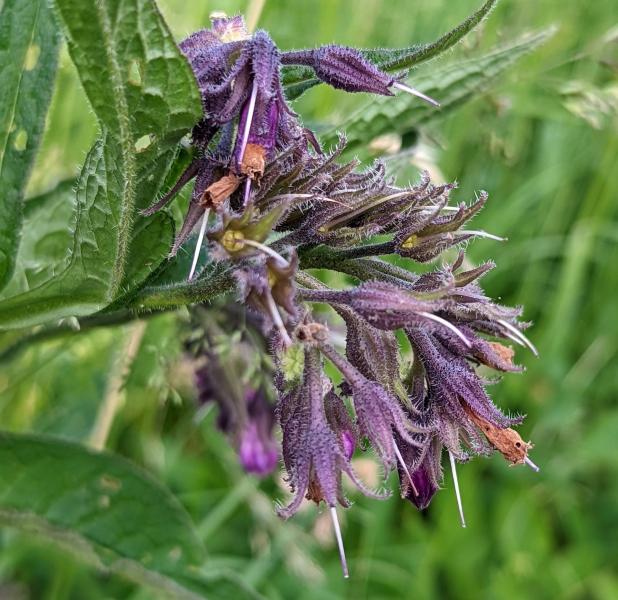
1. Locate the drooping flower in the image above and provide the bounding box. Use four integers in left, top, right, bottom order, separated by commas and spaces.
166, 12, 540, 576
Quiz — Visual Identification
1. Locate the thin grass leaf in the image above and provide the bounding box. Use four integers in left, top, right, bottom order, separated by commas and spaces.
322, 27, 557, 154
282, 0, 499, 101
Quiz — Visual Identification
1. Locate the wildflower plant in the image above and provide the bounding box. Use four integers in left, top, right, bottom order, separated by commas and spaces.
0, 0, 555, 595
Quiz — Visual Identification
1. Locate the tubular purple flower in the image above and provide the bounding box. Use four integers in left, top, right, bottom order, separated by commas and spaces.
277, 346, 387, 520
319, 343, 425, 476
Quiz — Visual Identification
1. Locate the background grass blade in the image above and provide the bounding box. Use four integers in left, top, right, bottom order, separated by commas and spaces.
361, 0, 499, 71
282, 0, 499, 101
321, 27, 557, 156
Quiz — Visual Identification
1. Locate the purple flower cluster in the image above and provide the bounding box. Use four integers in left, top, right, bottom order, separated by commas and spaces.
167, 14, 537, 577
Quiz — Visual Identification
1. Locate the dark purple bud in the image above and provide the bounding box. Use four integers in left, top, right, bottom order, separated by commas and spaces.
320, 343, 425, 477
324, 389, 360, 459
282, 45, 394, 96
277, 346, 387, 519
334, 306, 402, 395
405, 466, 437, 510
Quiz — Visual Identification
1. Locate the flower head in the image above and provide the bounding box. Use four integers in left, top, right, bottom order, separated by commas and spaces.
166, 13, 539, 572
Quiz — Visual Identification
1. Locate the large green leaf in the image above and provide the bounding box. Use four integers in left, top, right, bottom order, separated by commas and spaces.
0, 432, 263, 599
321, 27, 556, 155
0, 0, 60, 292
282, 0, 499, 101
0, 0, 202, 330
0, 179, 75, 300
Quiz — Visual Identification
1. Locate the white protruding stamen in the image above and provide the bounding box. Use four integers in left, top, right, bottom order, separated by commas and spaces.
393, 440, 419, 497
330, 506, 349, 579
243, 177, 252, 206
265, 291, 292, 347
449, 451, 466, 528
239, 80, 259, 207
237, 238, 289, 265
391, 81, 440, 107
239, 80, 259, 165
525, 456, 540, 472
417, 312, 473, 349
458, 230, 507, 242
497, 319, 539, 357
188, 208, 210, 281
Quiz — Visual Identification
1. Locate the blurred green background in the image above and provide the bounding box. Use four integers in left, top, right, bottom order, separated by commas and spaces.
2, 0, 618, 598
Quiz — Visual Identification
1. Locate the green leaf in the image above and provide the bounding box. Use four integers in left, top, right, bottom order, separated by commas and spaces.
0, 432, 264, 600
0, 0, 202, 330
0, 180, 75, 300
321, 27, 557, 155
0, 0, 60, 292
282, 0, 499, 101
280, 65, 321, 102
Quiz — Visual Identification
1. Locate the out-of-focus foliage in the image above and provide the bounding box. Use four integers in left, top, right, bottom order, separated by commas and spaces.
0, 0, 617, 599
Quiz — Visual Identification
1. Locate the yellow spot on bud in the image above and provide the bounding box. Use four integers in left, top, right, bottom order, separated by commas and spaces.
402, 234, 419, 249
222, 230, 245, 252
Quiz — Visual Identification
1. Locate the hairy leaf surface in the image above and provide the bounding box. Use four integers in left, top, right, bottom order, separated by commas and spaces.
0, 0, 202, 330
